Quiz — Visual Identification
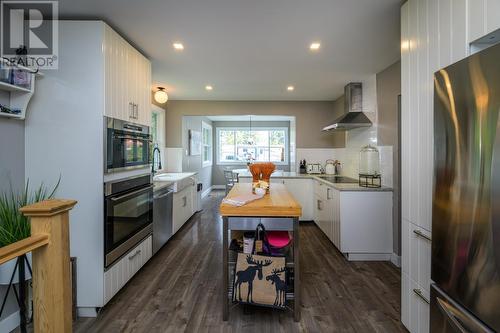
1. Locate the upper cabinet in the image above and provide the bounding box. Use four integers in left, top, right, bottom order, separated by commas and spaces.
468, 0, 500, 43
104, 25, 151, 126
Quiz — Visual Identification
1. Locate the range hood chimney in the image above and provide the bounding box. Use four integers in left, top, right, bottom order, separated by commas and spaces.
323, 82, 372, 131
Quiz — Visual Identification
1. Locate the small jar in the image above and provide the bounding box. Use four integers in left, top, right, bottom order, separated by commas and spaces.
359, 145, 380, 176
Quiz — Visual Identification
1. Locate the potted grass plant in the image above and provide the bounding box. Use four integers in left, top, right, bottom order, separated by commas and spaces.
0, 178, 60, 284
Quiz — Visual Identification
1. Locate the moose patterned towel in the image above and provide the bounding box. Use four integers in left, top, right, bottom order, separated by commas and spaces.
232, 253, 287, 308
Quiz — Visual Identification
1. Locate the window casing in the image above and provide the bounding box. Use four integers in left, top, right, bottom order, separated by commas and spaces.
202, 121, 213, 167
216, 127, 288, 165
151, 106, 165, 170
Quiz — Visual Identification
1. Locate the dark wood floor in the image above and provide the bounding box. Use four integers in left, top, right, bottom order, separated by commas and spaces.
70, 190, 404, 332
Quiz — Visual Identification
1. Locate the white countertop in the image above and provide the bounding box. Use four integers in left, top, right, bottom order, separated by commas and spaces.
237, 171, 392, 192
153, 172, 197, 192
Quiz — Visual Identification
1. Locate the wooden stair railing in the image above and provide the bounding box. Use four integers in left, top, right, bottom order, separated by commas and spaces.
0, 199, 77, 333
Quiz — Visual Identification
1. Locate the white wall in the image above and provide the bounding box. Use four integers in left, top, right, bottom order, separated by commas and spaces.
25, 21, 106, 313
400, 0, 500, 331
296, 75, 394, 187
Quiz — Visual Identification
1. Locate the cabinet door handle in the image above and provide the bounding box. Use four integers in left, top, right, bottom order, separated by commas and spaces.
413, 229, 431, 242
317, 200, 322, 210
183, 196, 187, 207
327, 188, 331, 200
413, 288, 430, 304
128, 249, 142, 260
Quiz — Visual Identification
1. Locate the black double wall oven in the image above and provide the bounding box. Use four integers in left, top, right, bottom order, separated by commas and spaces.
104, 174, 153, 268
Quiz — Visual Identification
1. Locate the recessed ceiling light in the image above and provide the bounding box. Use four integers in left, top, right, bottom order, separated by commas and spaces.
173, 42, 184, 50
287, 85, 295, 91
309, 42, 321, 51
205, 85, 213, 91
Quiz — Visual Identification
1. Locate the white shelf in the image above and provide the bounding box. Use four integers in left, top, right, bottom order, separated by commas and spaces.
0, 68, 39, 120
0, 112, 23, 119
0, 58, 43, 77
0, 80, 31, 93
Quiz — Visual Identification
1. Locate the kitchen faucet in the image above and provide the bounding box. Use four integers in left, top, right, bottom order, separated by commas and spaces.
152, 146, 162, 175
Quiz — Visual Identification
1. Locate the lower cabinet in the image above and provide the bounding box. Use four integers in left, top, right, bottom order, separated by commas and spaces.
401, 272, 430, 333
282, 178, 313, 220
314, 193, 332, 240
104, 235, 152, 304
314, 179, 393, 260
243, 177, 314, 220
401, 218, 432, 332
173, 185, 194, 234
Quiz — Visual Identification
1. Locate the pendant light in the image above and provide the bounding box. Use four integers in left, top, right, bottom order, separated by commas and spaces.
154, 87, 168, 104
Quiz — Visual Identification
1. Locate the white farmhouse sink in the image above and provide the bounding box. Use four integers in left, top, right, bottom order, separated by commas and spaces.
153, 172, 197, 192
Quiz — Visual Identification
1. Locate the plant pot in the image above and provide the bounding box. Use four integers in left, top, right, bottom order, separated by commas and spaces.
0, 252, 32, 285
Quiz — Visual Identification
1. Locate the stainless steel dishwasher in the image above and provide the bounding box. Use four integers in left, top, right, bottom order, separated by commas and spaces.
153, 186, 173, 254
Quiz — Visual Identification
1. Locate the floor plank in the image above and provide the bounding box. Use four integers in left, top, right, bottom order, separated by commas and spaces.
33, 190, 405, 332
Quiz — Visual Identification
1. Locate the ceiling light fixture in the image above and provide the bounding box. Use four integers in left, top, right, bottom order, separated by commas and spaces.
287, 85, 295, 91
173, 42, 184, 50
154, 87, 168, 104
309, 42, 321, 51
205, 85, 213, 91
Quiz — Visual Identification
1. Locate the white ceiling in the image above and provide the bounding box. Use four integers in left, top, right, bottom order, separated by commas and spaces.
58, 0, 402, 101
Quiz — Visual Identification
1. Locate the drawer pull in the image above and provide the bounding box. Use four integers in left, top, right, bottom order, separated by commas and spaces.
128, 249, 142, 260
413, 229, 431, 242
413, 288, 430, 304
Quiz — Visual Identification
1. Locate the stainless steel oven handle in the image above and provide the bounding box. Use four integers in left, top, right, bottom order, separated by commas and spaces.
113, 135, 152, 142
155, 191, 173, 199
110, 185, 153, 202
413, 229, 432, 241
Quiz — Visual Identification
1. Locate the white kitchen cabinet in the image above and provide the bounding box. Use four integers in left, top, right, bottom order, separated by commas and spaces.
172, 184, 195, 234
339, 191, 393, 259
402, 219, 431, 293
401, 271, 430, 333
104, 24, 151, 126
282, 179, 313, 220
468, 0, 500, 43
331, 187, 341, 248
314, 194, 332, 240
315, 179, 393, 260
104, 235, 152, 304
242, 177, 314, 220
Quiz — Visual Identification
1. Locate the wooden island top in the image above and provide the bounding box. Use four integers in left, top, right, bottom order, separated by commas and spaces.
220, 183, 302, 217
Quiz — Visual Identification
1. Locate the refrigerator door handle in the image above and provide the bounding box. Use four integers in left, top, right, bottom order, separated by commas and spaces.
436, 296, 494, 333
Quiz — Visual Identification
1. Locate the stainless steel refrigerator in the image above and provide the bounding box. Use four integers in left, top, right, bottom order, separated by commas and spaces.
432, 42, 500, 332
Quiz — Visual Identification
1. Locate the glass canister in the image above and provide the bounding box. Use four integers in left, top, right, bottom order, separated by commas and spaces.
359, 145, 380, 175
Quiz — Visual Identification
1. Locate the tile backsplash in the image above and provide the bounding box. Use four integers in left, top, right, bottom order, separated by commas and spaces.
296, 146, 393, 187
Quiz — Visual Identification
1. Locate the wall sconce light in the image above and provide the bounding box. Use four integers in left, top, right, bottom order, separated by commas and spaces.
154, 87, 168, 104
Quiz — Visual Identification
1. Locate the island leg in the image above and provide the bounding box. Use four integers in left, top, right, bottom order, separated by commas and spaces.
293, 217, 300, 322
222, 216, 229, 321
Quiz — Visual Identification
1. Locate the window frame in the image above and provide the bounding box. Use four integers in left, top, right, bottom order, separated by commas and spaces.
215, 127, 289, 166
202, 121, 213, 167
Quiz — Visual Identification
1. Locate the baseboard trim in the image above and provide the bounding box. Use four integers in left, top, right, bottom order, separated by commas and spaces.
0, 310, 20, 332
201, 186, 212, 199
390, 253, 401, 267
344, 253, 392, 261
212, 185, 225, 190
77, 307, 99, 318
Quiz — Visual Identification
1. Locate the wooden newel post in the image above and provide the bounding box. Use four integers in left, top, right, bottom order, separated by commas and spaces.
20, 199, 77, 333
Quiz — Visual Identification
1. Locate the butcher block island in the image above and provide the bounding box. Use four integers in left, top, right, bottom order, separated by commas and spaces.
219, 183, 302, 321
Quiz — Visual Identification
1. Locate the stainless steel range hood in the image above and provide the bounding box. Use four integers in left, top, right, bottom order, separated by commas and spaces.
323, 82, 372, 131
